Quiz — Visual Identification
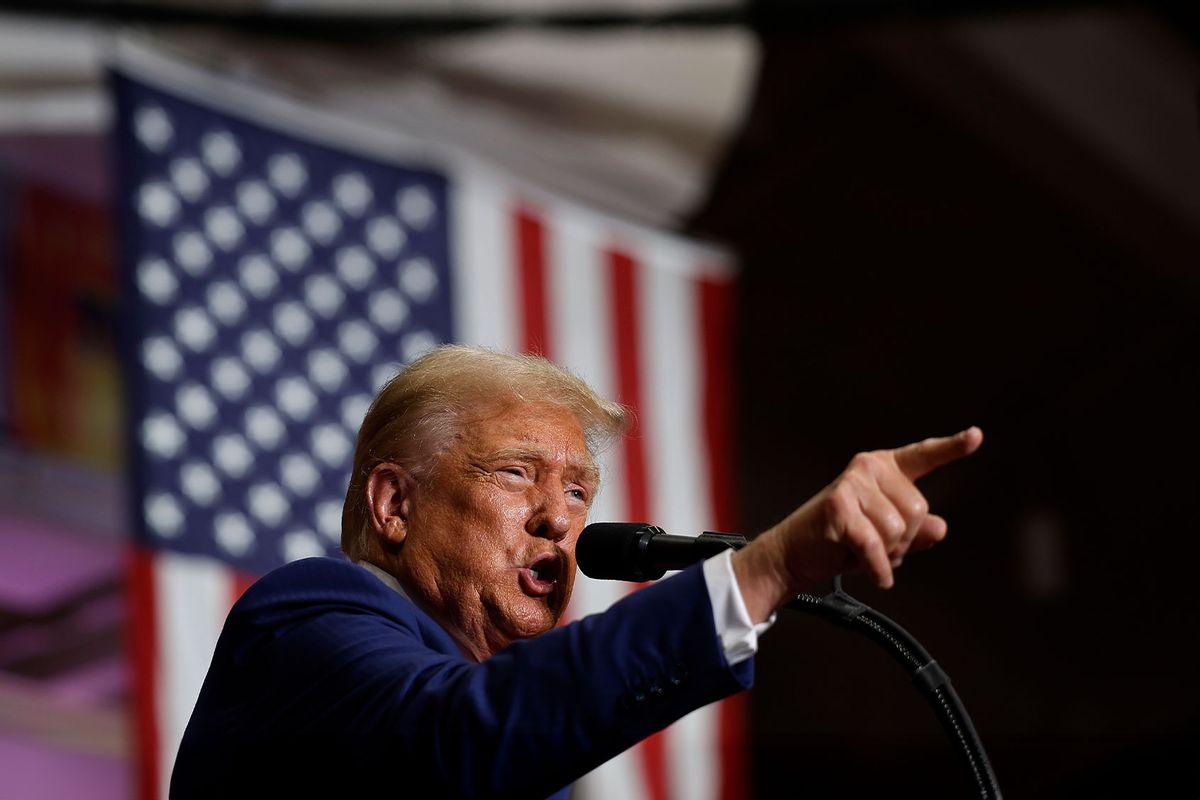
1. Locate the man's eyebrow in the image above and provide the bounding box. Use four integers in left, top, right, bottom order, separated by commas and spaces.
487, 446, 546, 464
575, 461, 601, 489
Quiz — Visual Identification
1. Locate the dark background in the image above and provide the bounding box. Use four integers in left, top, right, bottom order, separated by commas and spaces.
692, 9, 1200, 798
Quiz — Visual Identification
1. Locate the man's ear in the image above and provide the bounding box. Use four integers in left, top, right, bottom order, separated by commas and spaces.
364, 463, 415, 548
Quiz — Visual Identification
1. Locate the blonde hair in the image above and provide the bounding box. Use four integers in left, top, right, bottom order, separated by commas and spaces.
341, 345, 629, 559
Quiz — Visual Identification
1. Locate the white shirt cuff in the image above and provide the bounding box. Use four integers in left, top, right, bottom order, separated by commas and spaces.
702, 549, 776, 666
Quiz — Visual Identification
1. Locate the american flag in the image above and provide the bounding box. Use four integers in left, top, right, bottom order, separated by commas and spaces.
115, 46, 743, 800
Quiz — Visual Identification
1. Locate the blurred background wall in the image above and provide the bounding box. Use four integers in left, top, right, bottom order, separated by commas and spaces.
1, 1, 1198, 798
693, 9, 1200, 797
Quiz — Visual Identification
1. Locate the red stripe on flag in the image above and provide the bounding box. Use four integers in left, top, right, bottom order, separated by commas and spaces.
700, 275, 748, 800
699, 276, 738, 532
607, 246, 669, 800
607, 248, 650, 523
718, 693, 749, 800
127, 548, 160, 800
515, 206, 550, 357
231, 570, 257, 607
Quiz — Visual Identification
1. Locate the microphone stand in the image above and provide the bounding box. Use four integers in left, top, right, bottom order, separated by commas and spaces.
786, 576, 1003, 799
579, 522, 1003, 797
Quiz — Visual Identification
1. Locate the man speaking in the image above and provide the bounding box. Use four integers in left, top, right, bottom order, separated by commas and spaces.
170, 345, 982, 799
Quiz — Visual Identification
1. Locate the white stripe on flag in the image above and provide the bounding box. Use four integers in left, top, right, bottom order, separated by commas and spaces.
641, 240, 711, 539
669, 704, 723, 800
546, 206, 619, 405
579, 742, 651, 800
450, 169, 519, 351
154, 552, 233, 800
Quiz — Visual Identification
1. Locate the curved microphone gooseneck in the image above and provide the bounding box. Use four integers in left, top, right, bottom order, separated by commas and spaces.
576, 522, 1003, 800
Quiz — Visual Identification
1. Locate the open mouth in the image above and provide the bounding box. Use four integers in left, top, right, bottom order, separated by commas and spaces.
520, 552, 563, 597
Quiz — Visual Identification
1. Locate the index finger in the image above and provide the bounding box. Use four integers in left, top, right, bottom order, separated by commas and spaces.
891, 426, 983, 480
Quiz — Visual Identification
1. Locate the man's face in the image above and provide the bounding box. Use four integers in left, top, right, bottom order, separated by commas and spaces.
395, 401, 597, 660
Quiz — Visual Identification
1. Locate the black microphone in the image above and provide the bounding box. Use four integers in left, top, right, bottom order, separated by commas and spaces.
576, 522, 747, 582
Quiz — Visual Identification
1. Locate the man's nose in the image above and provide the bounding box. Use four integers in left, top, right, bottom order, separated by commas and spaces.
531, 489, 571, 542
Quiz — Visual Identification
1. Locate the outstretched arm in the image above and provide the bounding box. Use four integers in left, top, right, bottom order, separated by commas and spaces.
731, 427, 983, 623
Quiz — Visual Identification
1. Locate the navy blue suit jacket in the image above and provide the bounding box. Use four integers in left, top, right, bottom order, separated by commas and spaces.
170, 557, 754, 799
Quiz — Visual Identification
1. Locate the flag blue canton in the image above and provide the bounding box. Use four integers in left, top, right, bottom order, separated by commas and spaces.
115, 75, 455, 576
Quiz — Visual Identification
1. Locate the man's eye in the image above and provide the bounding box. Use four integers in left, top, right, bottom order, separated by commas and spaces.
567, 488, 588, 502
500, 467, 527, 478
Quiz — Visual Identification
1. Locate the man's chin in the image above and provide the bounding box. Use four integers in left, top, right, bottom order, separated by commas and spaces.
500, 600, 562, 642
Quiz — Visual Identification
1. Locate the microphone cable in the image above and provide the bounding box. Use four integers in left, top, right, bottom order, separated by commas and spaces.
788, 576, 1003, 799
